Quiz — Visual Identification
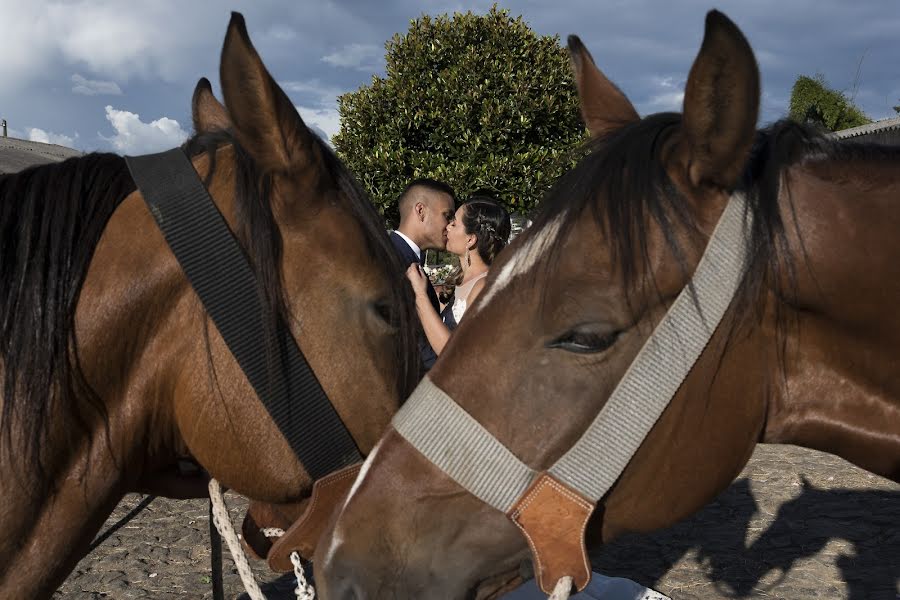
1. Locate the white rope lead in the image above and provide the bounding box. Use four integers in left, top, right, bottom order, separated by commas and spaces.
291, 551, 316, 600
548, 576, 573, 600
208, 479, 317, 600
261, 527, 285, 538
208, 479, 267, 600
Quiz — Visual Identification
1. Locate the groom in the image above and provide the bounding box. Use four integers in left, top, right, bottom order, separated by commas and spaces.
390, 178, 456, 371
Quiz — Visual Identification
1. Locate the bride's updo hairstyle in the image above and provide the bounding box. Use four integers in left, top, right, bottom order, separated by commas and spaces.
461, 195, 511, 266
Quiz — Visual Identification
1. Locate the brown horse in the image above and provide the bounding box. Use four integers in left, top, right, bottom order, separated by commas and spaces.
317, 10, 900, 599
0, 13, 416, 598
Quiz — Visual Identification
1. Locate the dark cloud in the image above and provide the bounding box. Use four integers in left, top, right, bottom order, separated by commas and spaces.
1, 1, 896, 153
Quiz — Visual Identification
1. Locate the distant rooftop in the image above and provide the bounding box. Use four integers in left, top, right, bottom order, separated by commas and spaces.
0, 136, 83, 174
833, 116, 900, 140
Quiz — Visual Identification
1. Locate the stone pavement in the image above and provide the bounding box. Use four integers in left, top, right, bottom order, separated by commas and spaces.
55, 444, 899, 599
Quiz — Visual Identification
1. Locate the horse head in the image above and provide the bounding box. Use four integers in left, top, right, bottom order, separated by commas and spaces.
317, 9, 900, 599
140, 11, 418, 504
0, 13, 417, 597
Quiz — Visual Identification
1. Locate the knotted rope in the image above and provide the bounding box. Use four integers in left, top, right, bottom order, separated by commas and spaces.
549, 574, 671, 600
549, 576, 574, 600
208, 479, 315, 600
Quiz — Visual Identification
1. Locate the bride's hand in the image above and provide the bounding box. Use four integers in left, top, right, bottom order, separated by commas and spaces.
405, 263, 429, 298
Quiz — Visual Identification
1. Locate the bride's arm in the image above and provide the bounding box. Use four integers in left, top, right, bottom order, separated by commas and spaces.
406, 264, 451, 355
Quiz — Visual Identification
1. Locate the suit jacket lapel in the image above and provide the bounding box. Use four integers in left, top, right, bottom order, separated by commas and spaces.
390, 231, 441, 317
390, 231, 419, 266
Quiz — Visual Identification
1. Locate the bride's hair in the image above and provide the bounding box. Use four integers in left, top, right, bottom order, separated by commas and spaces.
461, 195, 511, 266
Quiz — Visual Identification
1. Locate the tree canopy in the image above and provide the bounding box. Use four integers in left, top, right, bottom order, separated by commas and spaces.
333, 6, 587, 226
788, 74, 870, 132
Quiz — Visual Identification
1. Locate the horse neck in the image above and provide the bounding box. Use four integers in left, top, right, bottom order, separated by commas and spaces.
73, 149, 237, 480
761, 155, 900, 482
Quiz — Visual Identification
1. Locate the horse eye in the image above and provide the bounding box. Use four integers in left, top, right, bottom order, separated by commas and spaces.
548, 327, 620, 354
370, 299, 396, 328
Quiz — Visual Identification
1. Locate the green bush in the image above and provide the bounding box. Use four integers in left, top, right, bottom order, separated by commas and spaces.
788, 74, 870, 132
333, 6, 587, 227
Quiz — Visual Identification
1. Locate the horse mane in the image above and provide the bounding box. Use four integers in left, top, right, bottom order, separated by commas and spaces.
525, 114, 894, 323
0, 153, 135, 487
1, 131, 418, 491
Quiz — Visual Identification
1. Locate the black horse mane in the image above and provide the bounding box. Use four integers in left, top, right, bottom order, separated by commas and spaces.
0, 129, 417, 491
526, 114, 898, 322
0, 152, 134, 488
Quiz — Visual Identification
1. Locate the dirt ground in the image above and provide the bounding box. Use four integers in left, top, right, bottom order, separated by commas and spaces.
55, 444, 899, 599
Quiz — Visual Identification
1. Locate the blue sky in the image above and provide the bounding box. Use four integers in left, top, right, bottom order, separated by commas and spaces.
1, 1, 898, 154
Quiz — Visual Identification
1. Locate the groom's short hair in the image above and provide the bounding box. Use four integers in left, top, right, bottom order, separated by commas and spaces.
398, 178, 457, 218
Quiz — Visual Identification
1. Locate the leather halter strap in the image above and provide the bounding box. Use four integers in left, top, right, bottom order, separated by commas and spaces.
126, 148, 362, 479
393, 191, 752, 592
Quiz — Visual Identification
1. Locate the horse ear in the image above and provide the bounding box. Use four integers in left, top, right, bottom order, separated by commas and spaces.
219, 12, 318, 174
567, 35, 639, 139
676, 10, 760, 189
191, 78, 231, 133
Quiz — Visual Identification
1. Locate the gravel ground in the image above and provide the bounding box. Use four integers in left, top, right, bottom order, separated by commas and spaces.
55, 444, 899, 599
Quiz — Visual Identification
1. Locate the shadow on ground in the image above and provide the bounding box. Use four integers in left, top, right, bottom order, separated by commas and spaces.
591, 478, 900, 600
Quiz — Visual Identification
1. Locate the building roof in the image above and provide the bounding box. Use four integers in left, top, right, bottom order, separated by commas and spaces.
0, 136, 82, 174
833, 116, 900, 139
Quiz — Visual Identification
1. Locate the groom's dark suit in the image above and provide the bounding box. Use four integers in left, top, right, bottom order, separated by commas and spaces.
391, 231, 439, 371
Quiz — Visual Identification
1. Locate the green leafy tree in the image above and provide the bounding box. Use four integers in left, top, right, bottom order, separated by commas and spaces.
788, 74, 870, 132
333, 6, 587, 226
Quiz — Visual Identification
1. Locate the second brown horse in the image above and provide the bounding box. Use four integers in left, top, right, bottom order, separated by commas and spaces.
317, 10, 900, 599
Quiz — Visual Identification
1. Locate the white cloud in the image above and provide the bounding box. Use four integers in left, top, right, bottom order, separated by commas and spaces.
284, 80, 345, 104
755, 49, 784, 70
322, 43, 382, 72
296, 105, 341, 143
72, 73, 122, 96
640, 76, 685, 113
50, 6, 152, 78
27, 127, 77, 148
100, 105, 188, 154
284, 80, 345, 143
264, 24, 298, 42
0, 1, 219, 91
0, 4, 55, 90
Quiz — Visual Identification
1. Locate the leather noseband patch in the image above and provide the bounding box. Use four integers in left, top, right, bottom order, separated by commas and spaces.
507, 473, 594, 594
267, 462, 362, 572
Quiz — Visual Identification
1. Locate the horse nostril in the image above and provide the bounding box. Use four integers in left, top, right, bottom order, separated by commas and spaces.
319, 556, 364, 600
333, 578, 362, 600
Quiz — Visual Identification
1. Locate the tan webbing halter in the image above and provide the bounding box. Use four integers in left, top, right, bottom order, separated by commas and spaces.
393, 192, 752, 594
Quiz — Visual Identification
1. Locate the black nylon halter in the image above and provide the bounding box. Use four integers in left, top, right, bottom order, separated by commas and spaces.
126, 148, 362, 480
